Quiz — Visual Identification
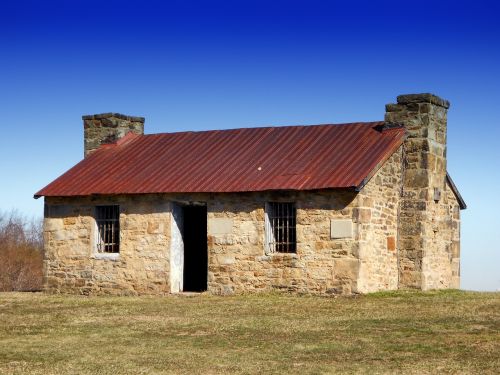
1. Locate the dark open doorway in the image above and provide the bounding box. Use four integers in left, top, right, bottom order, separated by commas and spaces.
182, 205, 208, 292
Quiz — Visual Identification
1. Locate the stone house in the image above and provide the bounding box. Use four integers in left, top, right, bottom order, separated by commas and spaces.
35, 93, 466, 295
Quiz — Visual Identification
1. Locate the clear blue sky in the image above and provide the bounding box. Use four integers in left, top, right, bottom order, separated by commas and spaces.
1, 0, 498, 291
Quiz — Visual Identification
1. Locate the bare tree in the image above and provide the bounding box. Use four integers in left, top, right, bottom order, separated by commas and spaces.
0, 210, 43, 292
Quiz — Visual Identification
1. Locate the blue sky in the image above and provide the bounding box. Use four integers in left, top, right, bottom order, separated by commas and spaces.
0, 0, 498, 291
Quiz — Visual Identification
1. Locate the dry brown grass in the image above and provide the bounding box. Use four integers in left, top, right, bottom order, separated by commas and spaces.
0, 290, 498, 374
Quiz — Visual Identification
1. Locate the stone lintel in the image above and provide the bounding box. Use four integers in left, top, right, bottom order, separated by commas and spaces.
82, 113, 145, 122
396, 93, 450, 109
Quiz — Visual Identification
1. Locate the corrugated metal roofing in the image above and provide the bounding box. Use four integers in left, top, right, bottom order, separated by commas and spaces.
35, 121, 406, 198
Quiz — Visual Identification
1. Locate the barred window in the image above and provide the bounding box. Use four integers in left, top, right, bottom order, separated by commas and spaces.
95, 205, 120, 253
265, 202, 296, 253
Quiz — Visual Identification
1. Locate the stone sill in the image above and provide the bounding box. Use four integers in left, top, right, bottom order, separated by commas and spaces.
258, 253, 298, 261
92, 253, 120, 260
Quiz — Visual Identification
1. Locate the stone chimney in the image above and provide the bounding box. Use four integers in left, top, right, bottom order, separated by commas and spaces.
385, 93, 450, 289
83, 113, 145, 157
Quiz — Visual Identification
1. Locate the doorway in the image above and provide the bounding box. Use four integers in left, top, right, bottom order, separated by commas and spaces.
170, 204, 208, 292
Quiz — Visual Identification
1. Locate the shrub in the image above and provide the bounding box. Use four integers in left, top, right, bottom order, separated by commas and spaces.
0, 211, 43, 291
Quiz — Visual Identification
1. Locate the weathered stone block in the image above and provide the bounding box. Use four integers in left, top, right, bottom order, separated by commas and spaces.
387, 236, 396, 251
63, 217, 77, 225
353, 208, 371, 223
147, 221, 164, 234
330, 219, 353, 239
334, 258, 359, 280
451, 241, 460, 258
405, 169, 429, 188
208, 218, 233, 235
45, 218, 64, 232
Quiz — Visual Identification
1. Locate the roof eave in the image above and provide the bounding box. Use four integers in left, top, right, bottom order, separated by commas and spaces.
446, 172, 467, 210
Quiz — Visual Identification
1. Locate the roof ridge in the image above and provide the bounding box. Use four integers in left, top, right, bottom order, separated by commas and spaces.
142, 120, 385, 137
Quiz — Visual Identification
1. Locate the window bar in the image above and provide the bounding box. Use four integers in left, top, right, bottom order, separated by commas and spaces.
104, 207, 109, 253
264, 206, 271, 252
103, 208, 107, 252
271, 206, 274, 253
293, 204, 296, 252
108, 206, 111, 252
104, 220, 109, 253
276, 203, 279, 252
110, 212, 114, 252
272, 204, 276, 253
286, 203, 289, 252
114, 207, 116, 252
280, 203, 283, 252
104, 220, 108, 252
288, 203, 291, 252
273, 203, 276, 252
115, 206, 118, 252
113, 213, 116, 252
292, 204, 295, 252
268, 208, 271, 253
288, 203, 291, 253
98, 221, 102, 252
108, 219, 111, 252
275, 202, 278, 252
268, 204, 271, 253
110, 211, 112, 251
110, 220, 113, 252
267, 210, 274, 253
284, 203, 287, 252
278, 203, 282, 252
290, 205, 297, 253
283, 203, 286, 252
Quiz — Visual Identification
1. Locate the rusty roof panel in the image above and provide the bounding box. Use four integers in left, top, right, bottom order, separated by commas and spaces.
35, 121, 406, 197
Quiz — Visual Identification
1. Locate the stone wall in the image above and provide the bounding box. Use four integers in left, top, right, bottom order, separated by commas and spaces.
207, 189, 361, 295
43, 195, 171, 295
43, 150, 404, 296
83, 113, 144, 157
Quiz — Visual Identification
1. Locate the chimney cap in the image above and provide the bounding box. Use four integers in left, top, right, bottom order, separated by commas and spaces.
396, 93, 450, 109
82, 113, 145, 122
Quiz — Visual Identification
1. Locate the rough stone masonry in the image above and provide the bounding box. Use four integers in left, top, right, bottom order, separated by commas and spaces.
41, 93, 463, 295
385, 94, 460, 290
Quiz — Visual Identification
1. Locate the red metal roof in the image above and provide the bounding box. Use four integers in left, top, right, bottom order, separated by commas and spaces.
35, 121, 406, 197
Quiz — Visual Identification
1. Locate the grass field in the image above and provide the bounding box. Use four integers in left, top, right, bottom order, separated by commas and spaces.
0, 290, 498, 374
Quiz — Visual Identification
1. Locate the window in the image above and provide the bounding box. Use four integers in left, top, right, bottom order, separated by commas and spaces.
95, 205, 120, 253
265, 202, 296, 253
